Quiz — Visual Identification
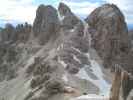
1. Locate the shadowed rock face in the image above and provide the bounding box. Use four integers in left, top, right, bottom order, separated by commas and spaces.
85, 4, 133, 73
33, 4, 60, 44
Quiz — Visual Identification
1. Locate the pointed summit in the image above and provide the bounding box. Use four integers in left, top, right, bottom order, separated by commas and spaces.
58, 2, 80, 30
85, 4, 132, 73
58, 2, 72, 16
33, 4, 60, 44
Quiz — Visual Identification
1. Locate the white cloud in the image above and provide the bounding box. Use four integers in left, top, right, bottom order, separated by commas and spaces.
61, 0, 133, 24
0, 0, 37, 24
0, 0, 132, 25
103, 0, 133, 24
61, 1, 101, 18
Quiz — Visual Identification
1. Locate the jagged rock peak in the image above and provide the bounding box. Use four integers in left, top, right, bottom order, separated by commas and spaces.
85, 4, 127, 33
33, 4, 59, 34
85, 4, 126, 28
58, 2, 72, 16
33, 4, 60, 44
85, 3, 132, 73
58, 2, 80, 30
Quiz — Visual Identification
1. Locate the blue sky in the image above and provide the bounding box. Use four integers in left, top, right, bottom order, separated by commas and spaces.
0, 0, 133, 29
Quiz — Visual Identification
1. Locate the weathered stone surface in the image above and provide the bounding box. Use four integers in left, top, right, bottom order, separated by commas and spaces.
66, 63, 79, 74
45, 78, 64, 94
58, 25, 91, 73
33, 4, 60, 44
58, 3, 80, 30
30, 73, 51, 88
85, 4, 133, 73
58, 2, 71, 16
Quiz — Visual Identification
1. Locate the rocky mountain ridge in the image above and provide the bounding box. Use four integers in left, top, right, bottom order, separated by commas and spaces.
0, 2, 132, 100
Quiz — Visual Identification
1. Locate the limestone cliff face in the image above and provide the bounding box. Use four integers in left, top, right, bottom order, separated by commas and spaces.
85, 4, 133, 74
85, 5, 133, 99
58, 3, 80, 30
33, 4, 60, 44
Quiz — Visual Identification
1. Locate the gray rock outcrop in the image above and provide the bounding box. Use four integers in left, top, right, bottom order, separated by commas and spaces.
85, 4, 133, 73
33, 4, 60, 44
58, 3, 80, 30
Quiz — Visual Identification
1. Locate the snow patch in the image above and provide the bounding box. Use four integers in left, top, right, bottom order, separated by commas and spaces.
90, 60, 111, 96
85, 52, 111, 96
71, 94, 109, 100
70, 29, 75, 32
71, 47, 81, 53
58, 11, 65, 21
57, 46, 60, 51
58, 57, 67, 68
62, 73, 68, 83
76, 67, 99, 87
60, 16, 65, 21
73, 55, 81, 64
57, 43, 63, 51
76, 52, 111, 96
